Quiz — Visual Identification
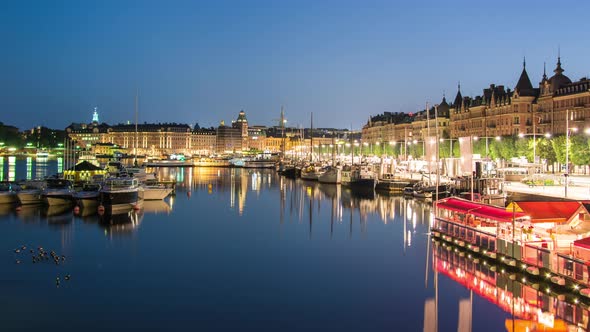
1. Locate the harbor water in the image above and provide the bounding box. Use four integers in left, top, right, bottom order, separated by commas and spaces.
0, 157, 583, 331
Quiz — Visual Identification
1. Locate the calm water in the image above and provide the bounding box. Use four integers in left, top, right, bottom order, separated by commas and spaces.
0, 157, 584, 331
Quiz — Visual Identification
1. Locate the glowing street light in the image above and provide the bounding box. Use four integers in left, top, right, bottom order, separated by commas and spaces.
518, 132, 551, 165
473, 136, 501, 159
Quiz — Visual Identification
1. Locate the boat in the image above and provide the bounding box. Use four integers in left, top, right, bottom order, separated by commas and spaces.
42, 179, 74, 206
17, 188, 43, 205
341, 165, 352, 185
125, 166, 156, 182
73, 183, 101, 208
0, 182, 18, 205
300, 165, 325, 181
412, 189, 432, 199
141, 183, 173, 200
144, 159, 193, 167
375, 173, 410, 193
99, 177, 142, 211
348, 167, 376, 193
403, 186, 414, 196
17, 179, 45, 205
193, 157, 231, 167
318, 166, 341, 184
432, 197, 590, 292
243, 159, 276, 169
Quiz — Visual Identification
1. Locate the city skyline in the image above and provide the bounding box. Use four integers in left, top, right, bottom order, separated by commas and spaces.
3, 0, 590, 131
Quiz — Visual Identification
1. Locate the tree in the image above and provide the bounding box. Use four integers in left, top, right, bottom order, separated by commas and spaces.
571, 135, 590, 173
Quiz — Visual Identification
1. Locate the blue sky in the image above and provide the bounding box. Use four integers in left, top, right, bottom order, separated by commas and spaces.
2, 0, 589, 131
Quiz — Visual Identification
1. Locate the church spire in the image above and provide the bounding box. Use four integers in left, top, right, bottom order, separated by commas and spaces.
515, 59, 534, 96
92, 107, 99, 123
453, 82, 463, 109
554, 54, 564, 75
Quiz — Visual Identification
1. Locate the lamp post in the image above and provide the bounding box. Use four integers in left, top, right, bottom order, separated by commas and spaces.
518, 132, 551, 168
473, 136, 501, 160
565, 109, 576, 198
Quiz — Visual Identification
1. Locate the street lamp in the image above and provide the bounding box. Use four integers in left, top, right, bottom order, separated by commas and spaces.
565, 109, 577, 198
439, 138, 457, 158
473, 136, 501, 160
518, 132, 551, 166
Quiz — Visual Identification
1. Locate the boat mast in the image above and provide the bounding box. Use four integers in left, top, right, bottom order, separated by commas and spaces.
134, 89, 139, 166
350, 125, 354, 165
280, 106, 286, 159
310, 112, 313, 162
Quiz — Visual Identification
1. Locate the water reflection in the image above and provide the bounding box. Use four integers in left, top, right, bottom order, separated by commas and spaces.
8, 156, 16, 181
432, 240, 587, 331
98, 208, 143, 236
0, 203, 13, 217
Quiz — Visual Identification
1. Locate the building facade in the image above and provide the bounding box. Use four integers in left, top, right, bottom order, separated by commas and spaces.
362, 57, 590, 150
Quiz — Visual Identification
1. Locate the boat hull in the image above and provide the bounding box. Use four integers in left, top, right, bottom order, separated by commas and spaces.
142, 187, 173, 200
281, 167, 298, 179
349, 178, 376, 192
0, 193, 18, 205
243, 161, 276, 169
43, 194, 74, 206
318, 169, 341, 184
100, 189, 140, 210
17, 190, 43, 205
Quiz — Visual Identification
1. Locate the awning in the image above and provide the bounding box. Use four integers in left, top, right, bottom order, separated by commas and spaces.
436, 197, 527, 223
509, 201, 582, 224
574, 237, 590, 250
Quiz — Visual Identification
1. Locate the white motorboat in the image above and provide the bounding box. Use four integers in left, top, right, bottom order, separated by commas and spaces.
300, 165, 325, 181
0, 182, 18, 205
141, 184, 173, 200
73, 183, 101, 208
16, 180, 45, 205
42, 179, 74, 206
318, 166, 341, 184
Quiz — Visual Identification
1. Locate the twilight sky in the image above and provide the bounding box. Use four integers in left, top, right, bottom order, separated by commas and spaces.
2, 0, 589, 131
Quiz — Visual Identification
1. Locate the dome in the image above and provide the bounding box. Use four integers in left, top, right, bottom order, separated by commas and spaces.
549, 57, 572, 92
549, 74, 572, 92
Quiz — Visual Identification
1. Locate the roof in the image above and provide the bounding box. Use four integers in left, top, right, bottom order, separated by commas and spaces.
508, 201, 582, 223
515, 67, 535, 96
67, 161, 104, 171
436, 197, 527, 223
574, 237, 590, 250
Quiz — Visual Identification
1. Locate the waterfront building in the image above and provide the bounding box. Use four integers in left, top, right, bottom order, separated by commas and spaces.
107, 123, 192, 157
66, 122, 110, 148
91, 142, 122, 156
361, 56, 590, 157
215, 110, 249, 153
191, 127, 216, 156
449, 57, 590, 139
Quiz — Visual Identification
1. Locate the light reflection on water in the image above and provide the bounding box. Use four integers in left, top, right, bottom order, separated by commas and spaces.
0, 160, 588, 331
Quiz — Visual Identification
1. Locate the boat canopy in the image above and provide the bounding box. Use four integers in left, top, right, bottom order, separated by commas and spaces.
436, 197, 528, 223
506, 201, 584, 224
574, 237, 590, 250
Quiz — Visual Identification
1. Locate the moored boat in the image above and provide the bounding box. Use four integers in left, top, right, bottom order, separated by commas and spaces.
243, 159, 276, 169
375, 173, 409, 193
99, 177, 142, 212
16, 180, 46, 205
0, 182, 18, 205
318, 166, 341, 184
300, 165, 324, 181
73, 183, 101, 209
433, 197, 590, 292
42, 179, 74, 206
141, 184, 173, 200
